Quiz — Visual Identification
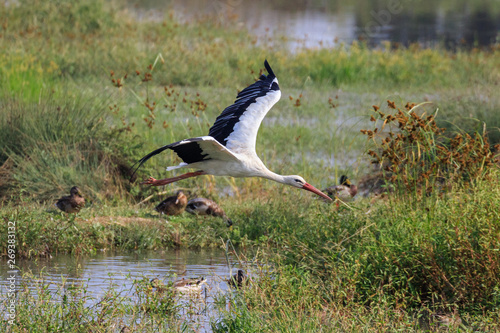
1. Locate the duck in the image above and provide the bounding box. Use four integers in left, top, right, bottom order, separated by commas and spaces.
155, 190, 188, 215
323, 175, 358, 202
172, 277, 207, 292
120, 326, 132, 333
228, 269, 246, 288
150, 278, 168, 295
186, 198, 233, 226
55, 186, 85, 214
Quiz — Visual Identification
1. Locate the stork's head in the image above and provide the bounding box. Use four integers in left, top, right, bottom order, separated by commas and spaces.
284, 175, 333, 201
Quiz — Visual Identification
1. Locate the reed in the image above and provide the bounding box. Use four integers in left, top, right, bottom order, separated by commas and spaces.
0, 270, 190, 332
362, 100, 499, 200
0, 92, 137, 201
1, 0, 500, 331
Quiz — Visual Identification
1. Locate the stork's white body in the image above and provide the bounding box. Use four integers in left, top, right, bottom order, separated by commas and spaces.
133, 61, 332, 201
166, 136, 276, 178
165, 86, 281, 179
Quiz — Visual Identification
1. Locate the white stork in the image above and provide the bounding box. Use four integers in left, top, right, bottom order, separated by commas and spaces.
131, 60, 332, 201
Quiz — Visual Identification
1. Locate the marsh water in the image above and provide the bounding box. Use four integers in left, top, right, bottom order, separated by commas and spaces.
1, 249, 242, 330
129, 0, 499, 49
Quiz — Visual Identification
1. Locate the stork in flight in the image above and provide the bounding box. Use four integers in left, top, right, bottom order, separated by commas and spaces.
131, 60, 332, 202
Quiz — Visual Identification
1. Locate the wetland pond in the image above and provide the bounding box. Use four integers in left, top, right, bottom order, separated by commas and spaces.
129, 0, 499, 50
1, 248, 248, 331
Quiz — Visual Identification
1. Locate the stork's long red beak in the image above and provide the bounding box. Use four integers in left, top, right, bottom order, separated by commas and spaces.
302, 183, 333, 201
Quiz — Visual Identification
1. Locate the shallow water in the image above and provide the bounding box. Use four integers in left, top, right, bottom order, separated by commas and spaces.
128, 0, 500, 49
0, 249, 242, 330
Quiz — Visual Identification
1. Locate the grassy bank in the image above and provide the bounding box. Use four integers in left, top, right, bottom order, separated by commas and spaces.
1, 0, 500, 331
2, 172, 500, 331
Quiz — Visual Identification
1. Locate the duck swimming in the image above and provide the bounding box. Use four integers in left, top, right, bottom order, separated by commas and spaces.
228, 269, 246, 288
173, 277, 207, 292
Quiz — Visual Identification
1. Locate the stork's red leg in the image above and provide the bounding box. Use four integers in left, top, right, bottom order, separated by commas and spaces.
141, 171, 206, 186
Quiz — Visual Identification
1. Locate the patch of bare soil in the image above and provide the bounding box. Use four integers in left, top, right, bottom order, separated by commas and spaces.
80, 216, 158, 226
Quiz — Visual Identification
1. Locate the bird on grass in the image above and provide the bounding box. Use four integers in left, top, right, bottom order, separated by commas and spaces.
120, 326, 132, 333
155, 190, 188, 216
323, 175, 358, 202
131, 60, 332, 202
228, 269, 246, 288
55, 186, 85, 214
186, 197, 233, 226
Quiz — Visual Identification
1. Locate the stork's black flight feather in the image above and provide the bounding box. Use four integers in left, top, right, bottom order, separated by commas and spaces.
208, 60, 279, 146
129, 138, 212, 181
130, 60, 279, 181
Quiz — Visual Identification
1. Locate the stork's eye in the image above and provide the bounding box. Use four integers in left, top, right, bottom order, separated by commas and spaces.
294, 178, 303, 184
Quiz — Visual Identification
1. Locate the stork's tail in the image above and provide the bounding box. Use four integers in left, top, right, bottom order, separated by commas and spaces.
264, 59, 275, 79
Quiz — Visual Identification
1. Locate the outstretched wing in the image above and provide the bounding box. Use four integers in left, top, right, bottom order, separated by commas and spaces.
130, 136, 239, 178
208, 60, 281, 156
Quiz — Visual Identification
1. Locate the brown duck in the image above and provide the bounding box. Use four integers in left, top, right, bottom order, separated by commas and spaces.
155, 190, 188, 215
323, 175, 358, 201
151, 276, 207, 293
55, 186, 85, 214
173, 277, 207, 292
228, 269, 247, 288
186, 197, 233, 226
149, 278, 168, 295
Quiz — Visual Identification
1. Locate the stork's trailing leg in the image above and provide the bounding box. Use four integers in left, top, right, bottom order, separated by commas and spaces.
141, 171, 206, 186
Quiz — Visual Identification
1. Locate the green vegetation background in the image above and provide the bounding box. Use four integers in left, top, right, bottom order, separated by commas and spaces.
1, 0, 499, 331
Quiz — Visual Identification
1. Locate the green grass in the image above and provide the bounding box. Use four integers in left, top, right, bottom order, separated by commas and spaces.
3, 173, 498, 330
1, 0, 500, 331
0, 200, 240, 257
1, 0, 499, 90
213, 175, 500, 331
0, 91, 138, 201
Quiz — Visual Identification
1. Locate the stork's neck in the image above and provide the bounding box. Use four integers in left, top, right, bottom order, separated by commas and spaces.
261, 169, 287, 184
248, 155, 288, 184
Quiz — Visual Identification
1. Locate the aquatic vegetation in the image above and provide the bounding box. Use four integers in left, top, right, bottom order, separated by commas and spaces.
1, 0, 500, 331
1, 0, 498, 92
362, 100, 499, 198
0, 271, 192, 332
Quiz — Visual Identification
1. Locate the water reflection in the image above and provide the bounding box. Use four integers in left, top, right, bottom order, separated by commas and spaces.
3, 249, 235, 294
357, 2, 499, 49
127, 0, 499, 49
